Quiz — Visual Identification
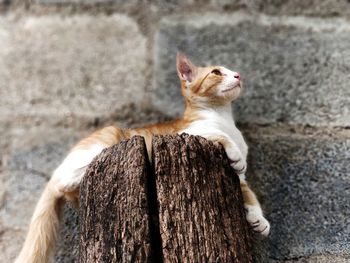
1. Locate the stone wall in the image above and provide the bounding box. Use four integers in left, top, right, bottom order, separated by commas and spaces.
0, 1, 349, 262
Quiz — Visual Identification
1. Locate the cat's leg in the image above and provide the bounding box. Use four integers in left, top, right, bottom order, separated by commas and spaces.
222, 138, 270, 236
53, 125, 127, 200
206, 134, 247, 176
51, 144, 106, 194
15, 126, 126, 263
240, 179, 270, 236
205, 134, 270, 236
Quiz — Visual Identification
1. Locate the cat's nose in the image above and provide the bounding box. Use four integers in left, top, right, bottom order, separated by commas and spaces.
234, 72, 241, 80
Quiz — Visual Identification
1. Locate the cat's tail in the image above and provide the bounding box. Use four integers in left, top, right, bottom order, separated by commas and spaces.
15, 179, 64, 263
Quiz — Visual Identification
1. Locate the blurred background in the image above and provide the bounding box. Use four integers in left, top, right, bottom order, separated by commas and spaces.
0, 1, 349, 262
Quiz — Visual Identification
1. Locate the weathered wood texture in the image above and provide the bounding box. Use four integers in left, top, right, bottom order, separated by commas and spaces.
79, 136, 152, 262
152, 134, 253, 262
79, 134, 252, 262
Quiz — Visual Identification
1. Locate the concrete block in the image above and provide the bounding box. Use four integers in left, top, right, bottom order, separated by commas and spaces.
38, 0, 80, 3
37, 0, 137, 3
213, 0, 350, 17
37, 0, 191, 5
272, 254, 350, 263
246, 135, 350, 260
0, 229, 27, 263
0, 128, 80, 262
0, 131, 75, 226
0, 15, 147, 123
153, 13, 350, 127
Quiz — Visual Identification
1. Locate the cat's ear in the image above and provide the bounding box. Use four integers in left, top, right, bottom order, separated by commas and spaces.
176, 53, 197, 83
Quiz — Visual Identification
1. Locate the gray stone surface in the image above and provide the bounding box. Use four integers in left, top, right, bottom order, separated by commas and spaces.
54, 205, 79, 263
214, 0, 350, 17
37, 0, 188, 4
0, 129, 80, 262
153, 13, 350, 127
0, 228, 26, 263
0, 15, 147, 123
38, 0, 137, 3
256, 0, 350, 17
245, 134, 350, 261
31, 0, 350, 17
273, 254, 350, 263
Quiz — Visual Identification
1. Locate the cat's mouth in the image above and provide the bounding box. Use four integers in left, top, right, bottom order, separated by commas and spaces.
222, 83, 240, 93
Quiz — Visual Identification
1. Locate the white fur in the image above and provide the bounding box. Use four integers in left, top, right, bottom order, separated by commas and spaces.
52, 144, 106, 192
180, 104, 248, 176
216, 67, 241, 95
245, 204, 270, 236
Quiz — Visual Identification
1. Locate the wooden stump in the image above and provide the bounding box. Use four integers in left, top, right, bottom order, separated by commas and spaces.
79, 136, 152, 262
79, 134, 252, 263
153, 134, 252, 262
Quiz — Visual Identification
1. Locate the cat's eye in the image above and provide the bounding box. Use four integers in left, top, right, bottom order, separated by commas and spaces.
211, 69, 222, 76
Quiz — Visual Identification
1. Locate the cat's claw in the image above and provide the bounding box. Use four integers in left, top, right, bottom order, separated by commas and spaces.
226, 148, 247, 175
246, 205, 270, 237
230, 159, 247, 175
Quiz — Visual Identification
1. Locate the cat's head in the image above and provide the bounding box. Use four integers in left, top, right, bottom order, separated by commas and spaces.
176, 53, 242, 108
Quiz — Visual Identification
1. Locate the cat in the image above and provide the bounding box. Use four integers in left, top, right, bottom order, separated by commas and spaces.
15, 53, 270, 263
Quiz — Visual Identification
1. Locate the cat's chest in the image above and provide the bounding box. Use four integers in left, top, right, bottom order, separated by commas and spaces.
179, 110, 248, 156
183, 117, 236, 139
182, 112, 240, 139
181, 118, 247, 158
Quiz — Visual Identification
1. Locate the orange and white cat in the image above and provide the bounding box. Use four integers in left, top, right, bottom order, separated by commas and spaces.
15, 53, 270, 263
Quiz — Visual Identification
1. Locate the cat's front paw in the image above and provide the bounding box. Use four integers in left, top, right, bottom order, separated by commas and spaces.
245, 205, 270, 237
230, 158, 247, 175
226, 148, 246, 175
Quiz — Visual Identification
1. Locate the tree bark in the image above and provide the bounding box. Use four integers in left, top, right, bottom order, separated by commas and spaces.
79, 134, 252, 262
152, 134, 252, 262
79, 136, 152, 263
